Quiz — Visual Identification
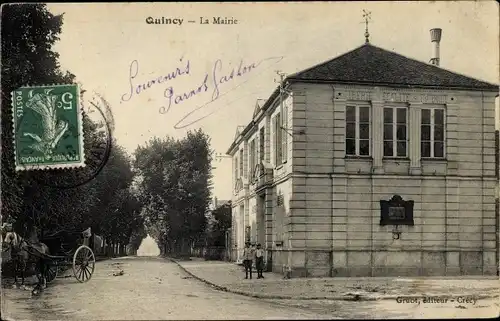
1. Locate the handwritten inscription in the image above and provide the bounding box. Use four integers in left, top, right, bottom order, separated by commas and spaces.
121, 58, 190, 103
345, 90, 447, 104
120, 56, 284, 129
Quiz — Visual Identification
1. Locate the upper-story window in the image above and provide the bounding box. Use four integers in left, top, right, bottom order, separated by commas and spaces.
383, 107, 408, 157
345, 105, 370, 156
249, 139, 256, 178
421, 108, 445, 158
274, 112, 283, 166
239, 149, 243, 178
282, 103, 288, 162
234, 155, 238, 180
259, 127, 265, 162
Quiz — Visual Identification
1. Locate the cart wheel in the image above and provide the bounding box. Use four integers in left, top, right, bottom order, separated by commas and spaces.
73, 245, 95, 283
45, 263, 58, 284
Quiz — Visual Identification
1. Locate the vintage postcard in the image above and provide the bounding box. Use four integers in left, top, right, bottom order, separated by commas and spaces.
1, 1, 499, 320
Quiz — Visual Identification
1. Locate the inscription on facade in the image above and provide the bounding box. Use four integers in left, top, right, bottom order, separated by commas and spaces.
345, 90, 447, 104
346, 91, 372, 101
388, 206, 406, 220
380, 194, 414, 226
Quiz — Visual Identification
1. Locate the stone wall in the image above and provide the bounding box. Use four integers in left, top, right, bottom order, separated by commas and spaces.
283, 83, 497, 277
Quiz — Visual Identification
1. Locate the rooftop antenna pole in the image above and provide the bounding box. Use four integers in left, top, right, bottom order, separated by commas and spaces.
363, 9, 372, 44
274, 70, 295, 138
275, 70, 286, 129
276, 70, 286, 116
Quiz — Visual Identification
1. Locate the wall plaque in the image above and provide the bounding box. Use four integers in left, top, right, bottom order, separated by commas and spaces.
380, 194, 414, 226
344, 89, 448, 104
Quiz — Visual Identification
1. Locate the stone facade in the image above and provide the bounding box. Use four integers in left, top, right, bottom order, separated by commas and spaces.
227, 46, 498, 277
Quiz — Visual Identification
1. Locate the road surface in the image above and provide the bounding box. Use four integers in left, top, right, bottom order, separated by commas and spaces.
2, 256, 498, 320
1, 256, 327, 320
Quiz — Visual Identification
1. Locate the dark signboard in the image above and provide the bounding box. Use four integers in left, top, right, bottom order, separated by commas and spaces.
380, 194, 414, 226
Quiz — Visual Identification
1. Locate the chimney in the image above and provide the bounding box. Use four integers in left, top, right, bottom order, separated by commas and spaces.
430, 28, 442, 67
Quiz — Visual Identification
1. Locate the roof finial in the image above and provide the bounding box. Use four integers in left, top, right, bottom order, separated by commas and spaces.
362, 9, 372, 44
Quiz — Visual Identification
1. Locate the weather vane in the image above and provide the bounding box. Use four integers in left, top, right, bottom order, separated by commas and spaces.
362, 9, 372, 44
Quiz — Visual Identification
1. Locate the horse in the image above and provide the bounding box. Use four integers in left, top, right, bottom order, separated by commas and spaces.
3, 230, 30, 286
2, 228, 50, 291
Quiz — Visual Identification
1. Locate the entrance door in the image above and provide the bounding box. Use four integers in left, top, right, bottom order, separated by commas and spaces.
257, 194, 266, 246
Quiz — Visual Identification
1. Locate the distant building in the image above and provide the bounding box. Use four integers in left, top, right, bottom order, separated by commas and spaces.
210, 197, 230, 210
206, 197, 230, 234
226, 29, 499, 277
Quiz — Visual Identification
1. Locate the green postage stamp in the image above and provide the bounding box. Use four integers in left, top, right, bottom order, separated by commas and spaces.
12, 84, 85, 171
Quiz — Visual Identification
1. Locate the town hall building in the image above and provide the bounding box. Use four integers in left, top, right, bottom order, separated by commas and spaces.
226, 28, 499, 277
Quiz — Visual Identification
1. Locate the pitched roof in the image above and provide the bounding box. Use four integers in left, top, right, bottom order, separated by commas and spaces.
253, 99, 265, 118
287, 43, 498, 91
233, 125, 245, 140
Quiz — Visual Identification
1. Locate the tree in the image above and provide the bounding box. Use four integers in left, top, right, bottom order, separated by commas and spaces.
1, 4, 146, 251
129, 223, 147, 254
1, 4, 75, 226
135, 129, 213, 257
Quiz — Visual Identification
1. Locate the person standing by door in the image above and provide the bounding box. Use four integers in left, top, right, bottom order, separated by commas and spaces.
242, 242, 253, 279
255, 243, 265, 278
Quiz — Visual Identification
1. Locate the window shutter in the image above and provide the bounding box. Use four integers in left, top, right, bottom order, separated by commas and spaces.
234, 156, 238, 185
282, 104, 288, 161
259, 128, 265, 162
274, 116, 278, 166
253, 140, 258, 178
276, 113, 282, 166
243, 147, 247, 179
239, 149, 243, 178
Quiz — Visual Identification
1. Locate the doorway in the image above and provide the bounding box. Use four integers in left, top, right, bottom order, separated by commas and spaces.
257, 194, 266, 246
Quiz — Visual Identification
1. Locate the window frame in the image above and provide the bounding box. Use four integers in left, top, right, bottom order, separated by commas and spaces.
421, 107, 446, 159
249, 138, 256, 179
259, 127, 265, 163
239, 149, 243, 178
234, 155, 238, 191
274, 112, 283, 167
383, 106, 409, 158
281, 102, 288, 163
345, 104, 371, 157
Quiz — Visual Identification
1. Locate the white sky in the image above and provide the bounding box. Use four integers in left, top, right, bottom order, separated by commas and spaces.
47, 1, 499, 199
137, 234, 160, 256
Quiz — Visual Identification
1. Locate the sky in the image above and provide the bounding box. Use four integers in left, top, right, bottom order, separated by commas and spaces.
47, 1, 499, 199
137, 235, 160, 256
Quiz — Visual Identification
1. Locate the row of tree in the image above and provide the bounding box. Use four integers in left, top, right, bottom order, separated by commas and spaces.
1, 4, 145, 253
134, 131, 213, 257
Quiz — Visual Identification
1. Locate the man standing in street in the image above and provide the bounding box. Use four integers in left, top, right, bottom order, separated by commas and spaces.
242, 242, 253, 279
255, 243, 265, 279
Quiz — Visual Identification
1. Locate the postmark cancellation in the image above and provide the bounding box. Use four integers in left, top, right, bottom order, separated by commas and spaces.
12, 84, 85, 171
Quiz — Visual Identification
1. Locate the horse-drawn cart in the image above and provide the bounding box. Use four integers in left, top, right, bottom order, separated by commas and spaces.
25, 229, 96, 284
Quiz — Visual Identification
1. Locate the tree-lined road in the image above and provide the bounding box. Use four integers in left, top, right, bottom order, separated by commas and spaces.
1, 257, 328, 320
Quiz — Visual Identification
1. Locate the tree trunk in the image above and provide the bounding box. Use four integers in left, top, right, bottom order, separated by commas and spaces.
180, 237, 189, 258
